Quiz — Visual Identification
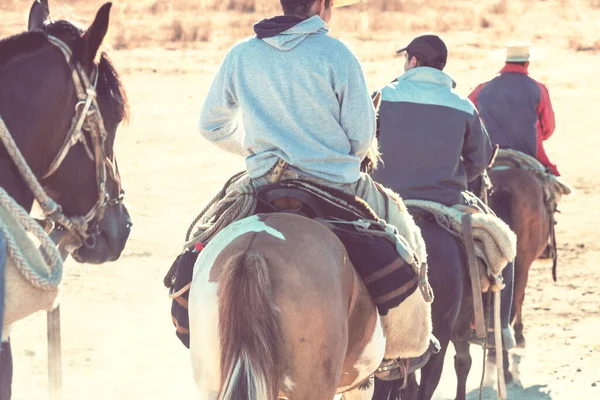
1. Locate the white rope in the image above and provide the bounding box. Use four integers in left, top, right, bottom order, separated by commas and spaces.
184, 183, 257, 250
0, 117, 87, 244
493, 287, 507, 399
0, 187, 63, 290
0, 118, 61, 217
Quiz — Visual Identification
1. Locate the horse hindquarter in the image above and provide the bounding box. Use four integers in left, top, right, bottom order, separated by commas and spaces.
189, 213, 375, 400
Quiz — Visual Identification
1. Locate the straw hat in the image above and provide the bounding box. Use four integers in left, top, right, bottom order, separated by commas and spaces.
333, 0, 361, 8
488, 41, 548, 62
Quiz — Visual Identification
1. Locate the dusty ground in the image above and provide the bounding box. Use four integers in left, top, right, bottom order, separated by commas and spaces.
2, 0, 600, 398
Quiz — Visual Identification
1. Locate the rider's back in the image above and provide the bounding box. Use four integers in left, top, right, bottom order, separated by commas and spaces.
373, 67, 490, 206
475, 72, 540, 158
199, 16, 376, 184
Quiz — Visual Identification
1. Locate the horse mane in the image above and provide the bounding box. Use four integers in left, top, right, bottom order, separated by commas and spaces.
0, 20, 129, 123
360, 138, 382, 175
0, 31, 48, 66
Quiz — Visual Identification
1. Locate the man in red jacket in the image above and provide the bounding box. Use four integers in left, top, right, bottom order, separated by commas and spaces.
469, 42, 560, 176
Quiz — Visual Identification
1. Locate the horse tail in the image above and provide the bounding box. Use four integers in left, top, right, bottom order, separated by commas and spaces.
217, 252, 284, 400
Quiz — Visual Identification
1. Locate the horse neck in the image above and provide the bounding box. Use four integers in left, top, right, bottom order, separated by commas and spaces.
0, 156, 34, 212
489, 188, 515, 229
0, 43, 76, 210
490, 169, 542, 230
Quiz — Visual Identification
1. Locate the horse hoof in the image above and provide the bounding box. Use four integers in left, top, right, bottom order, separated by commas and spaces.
515, 336, 526, 348
504, 369, 514, 384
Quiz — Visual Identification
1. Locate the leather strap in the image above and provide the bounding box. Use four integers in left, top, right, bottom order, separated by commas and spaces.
461, 212, 487, 339
268, 158, 289, 184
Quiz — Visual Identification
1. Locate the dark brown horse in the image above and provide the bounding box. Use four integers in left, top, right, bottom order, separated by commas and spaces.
434, 163, 551, 398
361, 148, 512, 400
0, 1, 131, 398
487, 166, 550, 347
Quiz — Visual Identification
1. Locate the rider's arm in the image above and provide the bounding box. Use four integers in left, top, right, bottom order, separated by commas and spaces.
467, 82, 486, 110
199, 53, 248, 156
463, 106, 493, 182
536, 81, 556, 141
339, 59, 376, 161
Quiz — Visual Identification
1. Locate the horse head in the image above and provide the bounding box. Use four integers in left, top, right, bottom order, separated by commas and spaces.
0, 0, 131, 264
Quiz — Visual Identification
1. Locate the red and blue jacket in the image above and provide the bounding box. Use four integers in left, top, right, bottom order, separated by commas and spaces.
469, 64, 559, 175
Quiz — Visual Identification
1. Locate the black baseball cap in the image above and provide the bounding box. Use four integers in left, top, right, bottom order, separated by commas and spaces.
396, 33, 448, 69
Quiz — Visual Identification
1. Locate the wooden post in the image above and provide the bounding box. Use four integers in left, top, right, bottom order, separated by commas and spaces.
45, 229, 72, 400
47, 307, 62, 400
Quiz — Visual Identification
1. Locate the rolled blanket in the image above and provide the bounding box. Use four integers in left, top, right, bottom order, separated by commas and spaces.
492, 149, 573, 207
404, 200, 517, 277
0, 191, 63, 340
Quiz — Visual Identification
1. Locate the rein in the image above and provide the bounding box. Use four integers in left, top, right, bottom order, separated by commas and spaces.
0, 34, 123, 249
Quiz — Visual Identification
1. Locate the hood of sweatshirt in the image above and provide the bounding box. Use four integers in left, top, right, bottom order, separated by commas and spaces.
253, 15, 328, 51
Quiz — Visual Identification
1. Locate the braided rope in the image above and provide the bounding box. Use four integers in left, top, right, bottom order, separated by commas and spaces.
0, 118, 60, 215
184, 171, 247, 242
184, 184, 258, 250
0, 187, 63, 290
0, 118, 86, 243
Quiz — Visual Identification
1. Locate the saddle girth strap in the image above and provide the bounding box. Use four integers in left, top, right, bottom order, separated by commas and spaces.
461, 212, 487, 339
550, 212, 558, 282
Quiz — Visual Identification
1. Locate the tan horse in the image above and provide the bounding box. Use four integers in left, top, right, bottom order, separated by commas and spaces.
487, 167, 550, 347
189, 212, 388, 400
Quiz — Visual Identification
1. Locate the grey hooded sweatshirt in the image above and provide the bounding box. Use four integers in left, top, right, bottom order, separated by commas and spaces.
199, 16, 376, 184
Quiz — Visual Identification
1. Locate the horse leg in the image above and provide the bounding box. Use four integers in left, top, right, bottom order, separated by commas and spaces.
501, 349, 512, 383
487, 348, 513, 384
410, 221, 464, 400
417, 345, 450, 400
0, 340, 13, 400
283, 330, 348, 400
453, 340, 471, 400
511, 257, 531, 348
452, 287, 476, 400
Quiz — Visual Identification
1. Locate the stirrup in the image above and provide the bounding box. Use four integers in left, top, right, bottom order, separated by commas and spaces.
374, 336, 441, 383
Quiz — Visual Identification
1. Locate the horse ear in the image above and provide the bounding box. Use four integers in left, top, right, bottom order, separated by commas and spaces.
372, 90, 382, 112
81, 2, 112, 70
28, 0, 50, 31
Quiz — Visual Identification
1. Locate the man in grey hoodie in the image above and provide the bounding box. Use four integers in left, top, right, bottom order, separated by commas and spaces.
199, 0, 434, 377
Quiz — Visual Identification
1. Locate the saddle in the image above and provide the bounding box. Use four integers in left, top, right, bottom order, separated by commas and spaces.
405, 194, 516, 285
404, 193, 516, 349
491, 148, 571, 211
164, 178, 430, 349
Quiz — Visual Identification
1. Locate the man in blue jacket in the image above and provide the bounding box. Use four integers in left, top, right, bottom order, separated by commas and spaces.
373, 33, 515, 367
373, 34, 492, 206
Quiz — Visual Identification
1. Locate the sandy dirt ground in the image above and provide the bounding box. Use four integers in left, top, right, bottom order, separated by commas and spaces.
2, 0, 600, 399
